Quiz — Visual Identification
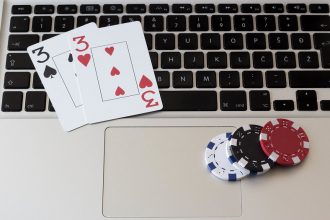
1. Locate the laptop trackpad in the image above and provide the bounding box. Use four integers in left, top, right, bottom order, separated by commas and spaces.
103, 126, 242, 218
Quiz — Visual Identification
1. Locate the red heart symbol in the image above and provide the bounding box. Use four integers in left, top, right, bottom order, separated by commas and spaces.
110, 67, 120, 76
115, 86, 125, 96
139, 75, 153, 89
105, 47, 114, 56
78, 54, 91, 67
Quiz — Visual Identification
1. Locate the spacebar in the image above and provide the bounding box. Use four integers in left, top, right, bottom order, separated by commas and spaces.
160, 91, 217, 111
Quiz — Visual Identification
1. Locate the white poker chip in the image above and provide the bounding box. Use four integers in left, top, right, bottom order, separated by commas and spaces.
205, 132, 249, 181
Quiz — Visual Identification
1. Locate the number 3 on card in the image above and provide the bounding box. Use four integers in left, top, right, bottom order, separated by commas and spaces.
73, 36, 89, 52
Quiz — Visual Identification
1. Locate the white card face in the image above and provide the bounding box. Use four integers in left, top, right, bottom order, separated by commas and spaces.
27, 23, 97, 131
69, 22, 163, 123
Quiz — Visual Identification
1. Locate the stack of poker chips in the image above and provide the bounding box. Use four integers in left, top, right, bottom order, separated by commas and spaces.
204, 118, 310, 181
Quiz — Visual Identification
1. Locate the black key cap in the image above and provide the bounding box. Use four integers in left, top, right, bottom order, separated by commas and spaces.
241, 4, 261, 13
178, 33, 198, 50
224, 33, 243, 50
219, 71, 240, 88
276, 52, 296, 69
144, 16, 164, 32
266, 71, 286, 88
299, 52, 319, 69
218, 4, 238, 13
291, 33, 311, 49
144, 34, 152, 50
57, 5, 77, 14
35, 5, 55, 14
8, 34, 39, 51
220, 91, 247, 111
80, 4, 100, 14
310, 4, 329, 13
33, 72, 44, 89
122, 16, 141, 23
289, 71, 330, 88
253, 52, 273, 69
161, 91, 217, 111
173, 71, 193, 88
6, 53, 34, 69
269, 33, 289, 49
207, 52, 227, 69
77, 16, 97, 27
230, 52, 250, 69
196, 71, 216, 88
273, 100, 294, 111
149, 52, 158, 69
278, 15, 298, 31
189, 16, 208, 31
4, 72, 30, 89
246, 33, 266, 49
321, 45, 330, 68
320, 100, 330, 111
99, 16, 119, 27
195, 4, 215, 13
184, 52, 204, 69
42, 34, 58, 40
161, 52, 181, 69
54, 16, 74, 32
155, 34, 175, 50
32, 16, 52, 32
234, 15, 253, 31
256, 15, 276, 31
264, 4, 284, 13
287, 4, 307, 13
301, 15, 330, 31
103, 4, 123, 14
314, 33, 330, 49
12, 5, 31, 14
250, 90, 271, 111
166, 15, 186, 31
149, 4, 169, 13
201, 33, 220, 50
10, 16, 30, 32
126, 4, 146, 13
211, 15, 231, 31
296, 90, 318, 111
48, 101, 55, 112
172, 4, 192, 13
243, 71, 263, 88
25, 91, 46, 112
155, 71, 170, 88
1, 92, 23, 112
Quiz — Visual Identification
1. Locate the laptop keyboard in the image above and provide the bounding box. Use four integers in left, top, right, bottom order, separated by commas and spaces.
2, 3, 330, 113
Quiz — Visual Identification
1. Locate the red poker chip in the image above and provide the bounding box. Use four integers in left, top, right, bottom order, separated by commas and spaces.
260, 118, 310, 166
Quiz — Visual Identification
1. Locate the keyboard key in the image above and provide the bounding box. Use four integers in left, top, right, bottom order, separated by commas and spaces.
178, 33, 198, 50
103, 4, 123, 14
243, 71, 263, 88
234, 15, 253, 31
256, 15, 276, 31
54, 16, 74, 32
172, 4, 192, 13
301, 15, 330, 31
269, 33, 289, 49
246, 33, 266, 49
211, 15, 231, 31
291, 33, 311, 49
321, 45, 330, 68
320, 100, 330, 111
266, 71, 286, 88
173, 71, 193, 88
310, 4, 329, 13
289, 71, 330, 88
1, 92, 23, 112
314, 33, 330, 49
57, 5, 77, 14
77, 16, 97, 27
4, 72, 30, 89
276, 52, 296, 69
241, 4, 261, 13
12, 5, 31, 14
218, 4, 238, 13
155, 34, 175, 50
219, 71, 240, 88
6, 53, 34, 69
298, 52, 319, 69
126, 4, 146, 13
196, 71, 216, 88
220, 91, 247, 111
32, 16, 52, 32
42, 34, 58, 40
264, 4, 284, 13
161, 52, 181, 69
160, 91, 217, 111
201, 33, 220, 50
80, 4, 100, 14
144, 16, 164, 32
195, 4, 215, 13
122, 16, 141, 23
99, 16, 119, 27
189, 15, 208, 31
144, 34, 152, 50
10, 16, 30, 32
253, 52, 273, 69
278, 15, 298, 31
224, 33, 243, 50
149, 52, 158, 69
230, 52, 250, 69
287, 4, 307, 13
296, 90, 318, 111
8, 34, 39, 51
207, 52, 227, 69
154, 71, 170, 88
35, 5, 55, 14
249, 90, 271, 111
48, 100, 55, 112
25, 91, 46, 112
166, 15, 186, 31
184, 52, 204, 69
33, 72, 44, 89
273, 100, 294, 111
149, 4, 169, 13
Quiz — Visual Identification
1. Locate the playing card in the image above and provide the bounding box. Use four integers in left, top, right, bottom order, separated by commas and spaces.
69, 22, 163, 123
27, 23, 98, 131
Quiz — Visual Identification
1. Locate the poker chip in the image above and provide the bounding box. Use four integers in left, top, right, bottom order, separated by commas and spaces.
229, 125, 275, 174
260, 118, 310, 166
205, 132, 249, 181
225, 143, 251, 176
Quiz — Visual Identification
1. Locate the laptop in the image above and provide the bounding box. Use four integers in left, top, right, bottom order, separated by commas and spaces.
1, 0, 330, 219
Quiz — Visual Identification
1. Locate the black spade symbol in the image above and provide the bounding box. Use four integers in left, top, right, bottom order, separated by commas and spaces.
68, 53, 73, 62
43, 65, 57, 79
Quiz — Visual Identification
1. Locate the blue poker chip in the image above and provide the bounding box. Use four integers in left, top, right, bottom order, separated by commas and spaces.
204, 132, 249, 181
